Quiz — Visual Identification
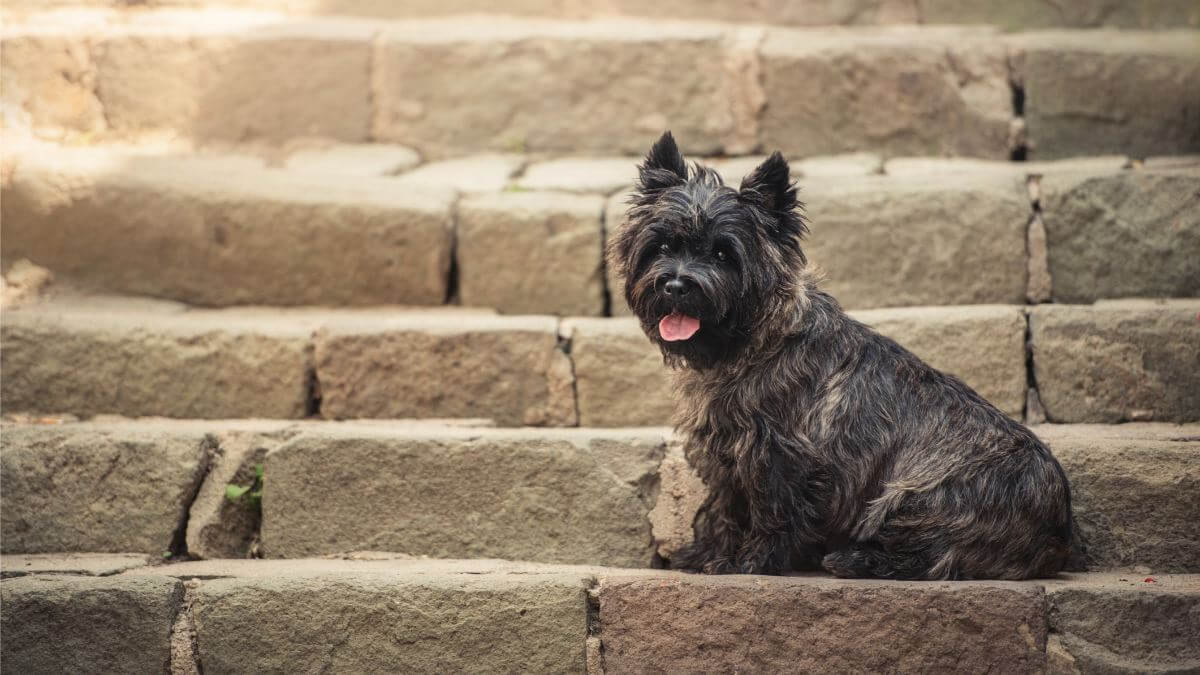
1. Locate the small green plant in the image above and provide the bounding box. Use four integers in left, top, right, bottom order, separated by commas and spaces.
226, 464, 264, 510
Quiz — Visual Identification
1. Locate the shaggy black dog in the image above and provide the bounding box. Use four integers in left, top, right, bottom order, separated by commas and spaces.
609, 132, 1073, 580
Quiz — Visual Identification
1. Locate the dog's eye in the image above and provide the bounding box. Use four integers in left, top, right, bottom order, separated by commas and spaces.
714, 249, 727, 262
659, 243, 671, 255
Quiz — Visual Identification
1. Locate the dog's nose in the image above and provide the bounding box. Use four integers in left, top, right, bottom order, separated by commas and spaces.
664, 277, 690, 297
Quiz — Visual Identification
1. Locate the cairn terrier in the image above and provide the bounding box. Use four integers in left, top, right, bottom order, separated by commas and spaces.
609, 132, 1072, 580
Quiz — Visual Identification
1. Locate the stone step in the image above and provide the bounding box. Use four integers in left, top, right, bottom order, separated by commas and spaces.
7, 0, 1200, 29
1, 420, 1196, 573
4, 143, 1197, 313
4, 297, 1198, 423
1, 557, 1196, 673
3, 10, 1197, 158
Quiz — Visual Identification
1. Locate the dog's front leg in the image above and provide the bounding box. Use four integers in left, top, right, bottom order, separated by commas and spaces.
734, 435, 828, 575
670, 473, 748, 574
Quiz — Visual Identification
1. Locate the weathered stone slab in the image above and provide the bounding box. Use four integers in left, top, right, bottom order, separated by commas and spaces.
261, 427, 668, 565
1039, 168, 1200, 303
1009, 31, 1200, 159
93, 17, 374, 142
0, 33, 105, 136
0, 423, 211, 554
392, 153, 526, 193
515, 157, 638, 194
761, 27, 1012, 158
373, 18, 756, 157
803, 173, 1030, 308
0, 297, 312, 419
458, 192, 605, 315
0, 553, 150, 578
604, 188, 637, 317
313, 311, 575, 424
184, 561, 589, 673
1, 147, 455, 306
1, 574, 183, 674
1045, 575, 1200, 673
918, 0, 1200, 28
562, 318, 675, 427
185, 432, 285, 559
1031, 300, 1200, 422
596, 574, 1047, 672
282, 142, 420, 176
1036, 425, 1200, 573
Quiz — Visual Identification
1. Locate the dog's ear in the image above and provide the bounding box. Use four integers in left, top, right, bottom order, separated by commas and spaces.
637, 131, 687, 194
739, 152, 809, 244
739, 152, 797, 213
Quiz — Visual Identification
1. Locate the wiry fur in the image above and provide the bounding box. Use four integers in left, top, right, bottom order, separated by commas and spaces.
609, 132, 1073, 580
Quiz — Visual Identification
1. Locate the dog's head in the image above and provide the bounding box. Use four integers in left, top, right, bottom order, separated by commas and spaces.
609, 131, 809, 368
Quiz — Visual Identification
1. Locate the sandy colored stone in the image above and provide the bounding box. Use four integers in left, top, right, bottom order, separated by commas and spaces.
1037, 427, 1200, 572
186, 432, 289, 559
597, 574, 1047, 672
0, 258, 53, 308
282, 142, 420, 176
0, 298, 312, 419
804, 173, 1029, 308
1, 574, 183, 674
647, 441, 706, 558
883, 155, 1130, 179
1039, 168, 1200, 302
373, 18, 754, 157
392, 153, 525, 193
314, 312, 575, 424
0, 423, 212, 554
261, 427, 668, 565
1046, 580, 1200, 673
563, 318, 674, 426
0, 34, 105, 136
187, 563, 588, 673
604, 188, 637, 317
1031, 300, 1200, 422
1, 146, 454, 305
851, 304, 1028, 417
1142, 154, 1200, 170
93, 20, 373, 142
1009, 31, 1200, 159
918, 0, 1200, 28
458, 192, 605, 315
1027, 212, 1052, 303
761, 27, 1012, 158
516, 157, 638, 194
0, 553, 150, 578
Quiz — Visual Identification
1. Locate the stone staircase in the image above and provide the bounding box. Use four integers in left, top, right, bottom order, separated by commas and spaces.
1, 2, 1198, 673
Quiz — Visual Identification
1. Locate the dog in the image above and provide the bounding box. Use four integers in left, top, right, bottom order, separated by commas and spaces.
608, 132, 1073, 580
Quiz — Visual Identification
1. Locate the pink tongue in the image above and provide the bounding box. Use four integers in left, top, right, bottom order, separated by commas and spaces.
659, 313, 701, 341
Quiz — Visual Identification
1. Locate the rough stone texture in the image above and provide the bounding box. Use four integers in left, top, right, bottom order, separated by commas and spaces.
186, 432, 288, 559
604, 188, 637, 317
1143, 154, 1200, 170
1046, 577, 1200, 673
918, 0, 1200, 28
373, 18, 755, 157
392, 153, 526, 193
597, 574, 1048, 672
1039, 168, 1200, 303
0, 258, 54, 308
1027, 212, 1052, 303
458, 192, 605, 315
1009, 31, 1200, 159
796, 152, 884, 177
184, 562, 590, 673
883, 155, 1130, 179
92, 19, 374, 142
1, 147, 454, 306
850, 305, 1027, 417
261, 427, 667, 565
0, 297, 312, 419
0, 423, 211, 554
515, 157, 638, 194
1036, 425, 1200, 573
803, 174, 1029, 308
562, 318, 674, 426
1030, 300, 1200, 422
0, 34, 105, 136
1, 553, 150, 578
282, 142, 420, 176
1, 574, 183, 674
314, 312, 575, 425
761, 27, 1012, 158
647, 441, 705, 558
